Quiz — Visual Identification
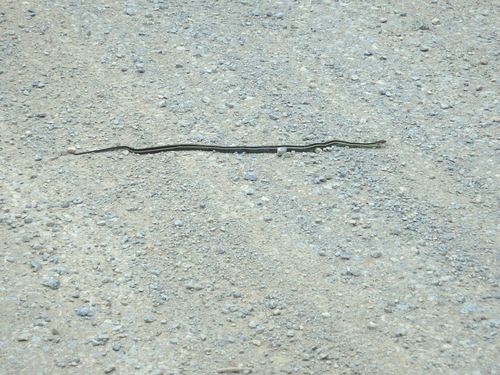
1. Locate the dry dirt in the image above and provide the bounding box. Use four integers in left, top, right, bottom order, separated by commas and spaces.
1, 1, 498, 374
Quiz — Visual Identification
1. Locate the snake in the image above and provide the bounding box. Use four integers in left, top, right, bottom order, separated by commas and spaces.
73, 139, 386, 155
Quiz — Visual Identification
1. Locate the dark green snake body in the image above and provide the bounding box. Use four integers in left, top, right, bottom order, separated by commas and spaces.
74, 139, 386, 155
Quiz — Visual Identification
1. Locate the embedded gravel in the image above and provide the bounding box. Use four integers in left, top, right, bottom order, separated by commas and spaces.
1, 1, 498, 374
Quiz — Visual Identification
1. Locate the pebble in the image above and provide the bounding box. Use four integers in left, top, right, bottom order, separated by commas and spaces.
243, 172, 258, 181
76, 307, 93, 317
17, 333, 31, 341
30, 261, 41, 271
42, 278, 60, 290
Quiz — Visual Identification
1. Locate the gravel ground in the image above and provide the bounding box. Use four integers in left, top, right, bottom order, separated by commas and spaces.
1, 1, 498, 374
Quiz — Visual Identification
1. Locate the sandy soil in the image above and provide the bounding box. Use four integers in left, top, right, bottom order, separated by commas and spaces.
1, 1, 498, 374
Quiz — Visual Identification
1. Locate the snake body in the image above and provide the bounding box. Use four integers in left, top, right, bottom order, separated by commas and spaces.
74, 139, 386, 155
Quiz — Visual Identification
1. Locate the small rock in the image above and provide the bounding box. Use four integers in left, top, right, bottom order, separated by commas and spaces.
420, 45, 429, 52
472, 195, 483, 204
30, 261, 41, 271
243, 172, 257, 181
395, 329, 407, 337
276, 147, 287, 156
318, 352, 329, 360
76, 307, 93, 317
17, 333, 31, 341
42, 278, 60, 290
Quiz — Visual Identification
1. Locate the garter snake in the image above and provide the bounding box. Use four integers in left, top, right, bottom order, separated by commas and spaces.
73, 139, 386, 155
